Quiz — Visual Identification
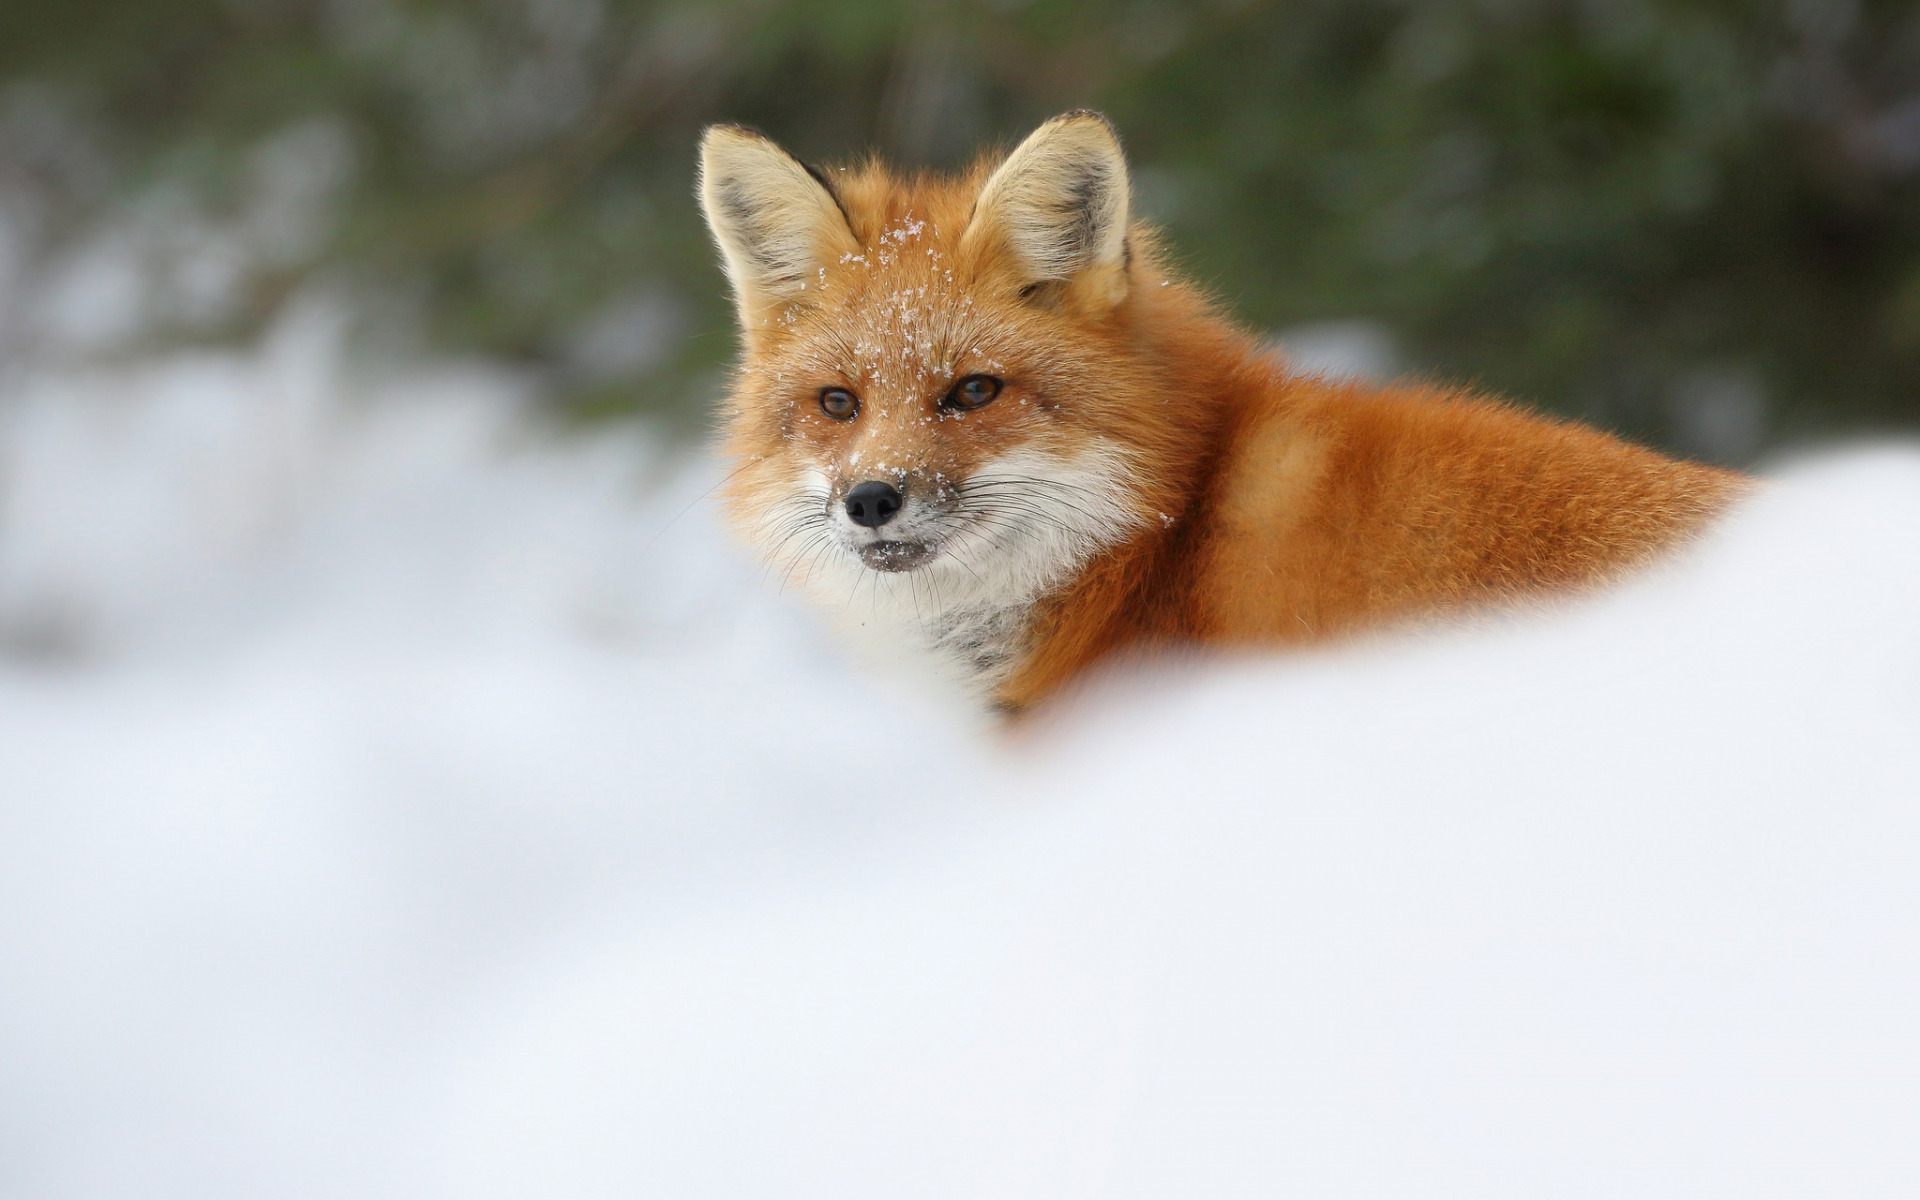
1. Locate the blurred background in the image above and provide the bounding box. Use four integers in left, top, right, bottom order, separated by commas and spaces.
4, 0, 1919, 461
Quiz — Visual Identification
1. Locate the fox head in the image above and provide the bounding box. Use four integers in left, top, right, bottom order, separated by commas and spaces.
698, 111, 1229, 687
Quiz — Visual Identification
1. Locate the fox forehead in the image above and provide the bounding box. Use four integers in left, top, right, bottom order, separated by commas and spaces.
759, 215, 1015, 398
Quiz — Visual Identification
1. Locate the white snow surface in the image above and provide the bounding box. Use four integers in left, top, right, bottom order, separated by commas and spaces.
2, 308, 1919, 1198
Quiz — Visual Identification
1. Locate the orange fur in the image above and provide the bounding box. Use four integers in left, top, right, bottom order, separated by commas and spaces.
698, 113, 1744, 713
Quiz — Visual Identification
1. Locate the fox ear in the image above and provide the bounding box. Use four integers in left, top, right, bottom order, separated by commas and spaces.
698, 125, 859, 336
964, 110, 1131, 307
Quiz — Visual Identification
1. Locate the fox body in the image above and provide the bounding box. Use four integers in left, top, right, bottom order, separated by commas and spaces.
698, 111, 1742, 711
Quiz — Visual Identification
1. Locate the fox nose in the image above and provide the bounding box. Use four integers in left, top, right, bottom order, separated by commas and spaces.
844, 480, 902, 528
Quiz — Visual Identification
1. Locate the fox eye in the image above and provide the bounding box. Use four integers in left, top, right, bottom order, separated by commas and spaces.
944, 375, 1002, 411
819, 388, 859, 420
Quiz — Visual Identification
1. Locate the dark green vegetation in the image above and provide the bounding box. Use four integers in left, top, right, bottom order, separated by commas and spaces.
5, 0, 1918, 459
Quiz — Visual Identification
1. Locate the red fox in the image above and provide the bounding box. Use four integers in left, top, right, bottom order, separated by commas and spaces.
698, 110, 1744, 712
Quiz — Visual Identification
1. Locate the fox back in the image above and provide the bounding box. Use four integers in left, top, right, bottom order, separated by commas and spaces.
698, 111, 1741, 712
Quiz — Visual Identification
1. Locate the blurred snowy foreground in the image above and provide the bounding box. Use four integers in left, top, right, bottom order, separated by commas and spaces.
2, 309, 1919, 1199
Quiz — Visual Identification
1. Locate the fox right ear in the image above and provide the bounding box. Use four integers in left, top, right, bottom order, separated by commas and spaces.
963, 110, 1132, 309
698, 125, 859, 338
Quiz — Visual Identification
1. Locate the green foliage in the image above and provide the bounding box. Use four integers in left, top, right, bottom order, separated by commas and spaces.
5, 0, 1919, 458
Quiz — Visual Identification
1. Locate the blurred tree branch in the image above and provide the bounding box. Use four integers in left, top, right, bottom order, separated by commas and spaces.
0, 0, 1915, 456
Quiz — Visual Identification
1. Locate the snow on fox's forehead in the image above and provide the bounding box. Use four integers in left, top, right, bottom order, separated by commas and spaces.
793, 214, 1000, 397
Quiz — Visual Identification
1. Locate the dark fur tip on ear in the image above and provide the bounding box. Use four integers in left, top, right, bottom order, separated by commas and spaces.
1043, 110, 1124, 155
1053, 108, 1117, 132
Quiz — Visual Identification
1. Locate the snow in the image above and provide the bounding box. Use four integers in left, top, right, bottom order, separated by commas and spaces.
2, 306, 1918, 1197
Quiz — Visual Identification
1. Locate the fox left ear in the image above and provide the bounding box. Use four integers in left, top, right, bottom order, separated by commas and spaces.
698, 124, 860, 340
963, 110, 1132, 309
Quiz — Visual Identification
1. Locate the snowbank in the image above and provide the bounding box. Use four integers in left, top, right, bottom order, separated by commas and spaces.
1, 310, 1917, 1198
